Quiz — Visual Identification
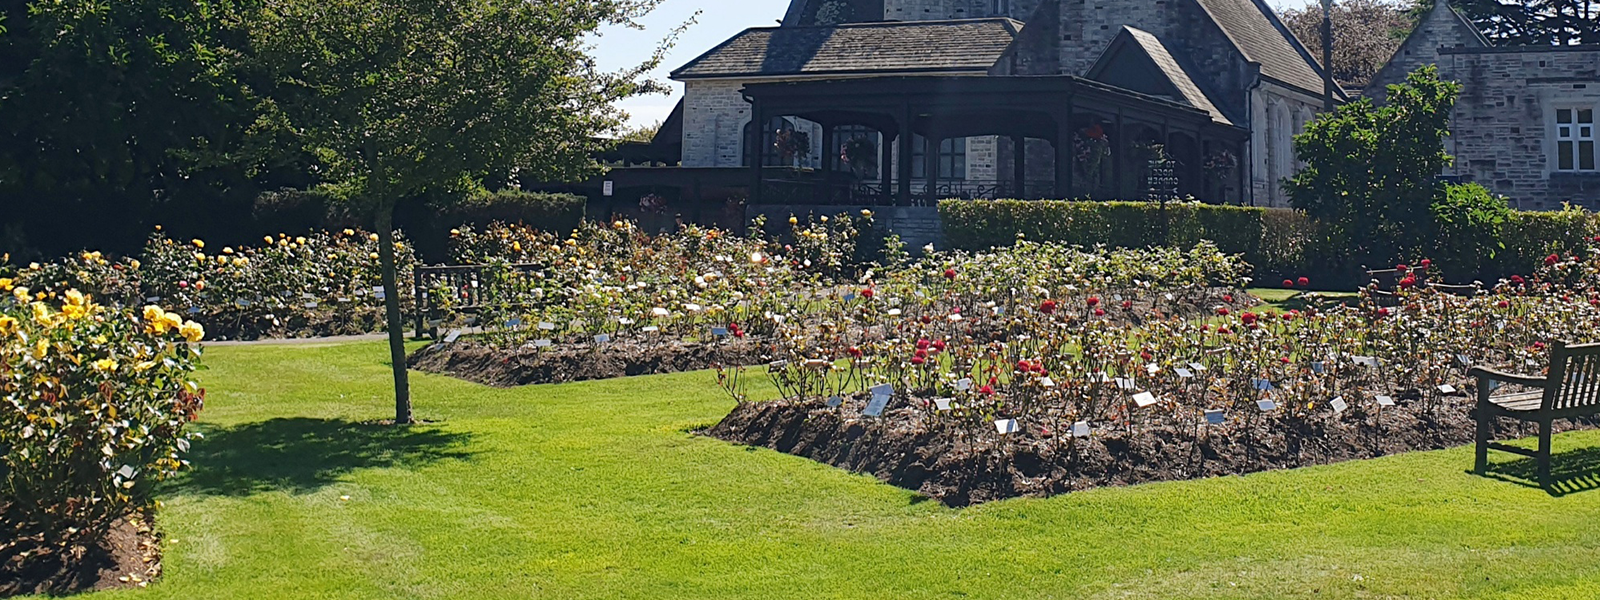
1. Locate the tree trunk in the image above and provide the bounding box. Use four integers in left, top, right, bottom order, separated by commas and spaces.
375, 205, 413, 425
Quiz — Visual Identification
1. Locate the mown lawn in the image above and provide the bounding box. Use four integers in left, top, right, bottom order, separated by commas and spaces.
78, 340, 1600, 599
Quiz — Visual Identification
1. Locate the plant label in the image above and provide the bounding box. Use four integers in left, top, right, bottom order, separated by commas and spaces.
593, 334, 611, 344
188, 306, 201, 314
1165, 293, 1175, 301
1132, 392, 1158, 408
1094, 371, 1113, 382
534, 339, 552, 348
1438, 384, 1457, 394
1311, 362, 1325, 374
146, 296, 161, 303
1040, 377, 1056, 388
870, 383, 894, 397
955, 378, 973, 391
1331, 396, 1349, 414
1526, 358, 1541, 367
1354, 356, 1379, 368
1146, 364, 1160, 375
826, 396, 843, 408
862, 394, 889, 417
641, 326, 660, 334
337, 297, 349, 303
302, 292, 316, 299
1205, 409, 1225, 424
1257, 399, 1278, 412
1189, 362, 1208, 372
444, 330, 463, 343
617, 318, 634, 325
994, 419, 1019, 435
304, 301, 318, 309
235, 298, 251, 307
1072, 421, 1090, 438
711, 327, 729, 337
1253, 379, 1274, 391
1376, 395, 1395, 407
933, 398, 953, 411
843, 292, 856, 301
1113, 294, 1124, 302
1456, 354, 1473, 367
1116, 377, 1136, 390
506, 318, 522, 328
1175, 368, 1194, 379
469, 281, 479, 289
538, 322, 556, 330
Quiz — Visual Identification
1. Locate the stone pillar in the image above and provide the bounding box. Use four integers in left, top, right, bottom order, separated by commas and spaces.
1011, 135, 1027, 198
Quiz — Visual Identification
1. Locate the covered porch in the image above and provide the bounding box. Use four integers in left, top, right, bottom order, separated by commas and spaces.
741, 76, 1248, 206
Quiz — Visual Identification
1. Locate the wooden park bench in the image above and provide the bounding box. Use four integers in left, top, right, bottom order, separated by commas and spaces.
1470, 341, 1600, 487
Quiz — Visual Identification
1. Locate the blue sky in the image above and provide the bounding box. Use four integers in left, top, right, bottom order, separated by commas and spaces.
592, 0, 1308, 130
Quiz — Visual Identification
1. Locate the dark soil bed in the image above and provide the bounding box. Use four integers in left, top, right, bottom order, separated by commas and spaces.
407, 338, 772, 387
707, 393, 1592, 506
0, 512, 160, 597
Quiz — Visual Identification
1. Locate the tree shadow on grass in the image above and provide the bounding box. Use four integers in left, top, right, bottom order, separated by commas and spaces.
1478, 446, 1600, 497
168, 418, 474, 496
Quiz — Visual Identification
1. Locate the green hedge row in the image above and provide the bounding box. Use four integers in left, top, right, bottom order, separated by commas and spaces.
939, 199, 1600, 286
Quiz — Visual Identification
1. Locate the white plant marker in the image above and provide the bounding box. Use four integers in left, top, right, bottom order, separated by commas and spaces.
1376, 395, 1396, 407
534, 339, 552, 348
869, 383, 894, 396
933, 398, 953, 411
1437, 384, 1457, 394
862, 394, 889, 417
593, 333, 611, 344
1189, 362, 1208, 372
1132, 392, 1158, 408
825, 396, 843, 408
1257, 399, 1278, 412
994, 419, 1019, 435
1039, 377, 1056, 388
1072, 421, 1091, 438
443, 329, 463, 343
1175, 368, 1194, 379
1204, 409, 1225, 424
1330, 396, 1349, 414
954, 378, 973, 391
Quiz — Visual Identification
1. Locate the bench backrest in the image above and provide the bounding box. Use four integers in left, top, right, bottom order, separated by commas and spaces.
1545, 341, 1600, 411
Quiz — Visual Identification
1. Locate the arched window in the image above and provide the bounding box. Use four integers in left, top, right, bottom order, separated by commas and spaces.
912, 135, 967, 180
743, 116, 798, 167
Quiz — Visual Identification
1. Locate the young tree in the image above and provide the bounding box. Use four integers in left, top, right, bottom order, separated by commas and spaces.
1280, 0, 1417, 88
1287, 65, 1460, 270
246, 0, 669, 423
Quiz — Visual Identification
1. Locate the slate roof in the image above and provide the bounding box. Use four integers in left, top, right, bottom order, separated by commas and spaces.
670, 19, 1022, 80
1116, 27, 1232, 125
1193, 0, 1338, 98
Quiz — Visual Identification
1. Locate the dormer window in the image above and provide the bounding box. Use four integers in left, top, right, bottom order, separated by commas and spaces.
1555, 107, 1597, 172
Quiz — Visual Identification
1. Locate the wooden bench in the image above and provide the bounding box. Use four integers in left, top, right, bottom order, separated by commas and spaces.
1470, 341, 1600, 486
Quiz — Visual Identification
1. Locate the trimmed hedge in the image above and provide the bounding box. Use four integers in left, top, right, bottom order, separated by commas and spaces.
940, 199, 1599, 286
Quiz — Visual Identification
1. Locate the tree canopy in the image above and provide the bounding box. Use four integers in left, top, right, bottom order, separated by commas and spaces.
1438, 0, 1600, 45
1280, 0, 1417, 88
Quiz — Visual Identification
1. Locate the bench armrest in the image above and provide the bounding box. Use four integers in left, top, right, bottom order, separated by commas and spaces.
1467, 366, 1547, 388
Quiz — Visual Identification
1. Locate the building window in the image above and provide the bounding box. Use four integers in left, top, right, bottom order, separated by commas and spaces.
833, 125, 879, 179
912, 135, 967, 180
743, 116, 801, 168
993, 0, 1010, 15
1556, 107, 1596, 172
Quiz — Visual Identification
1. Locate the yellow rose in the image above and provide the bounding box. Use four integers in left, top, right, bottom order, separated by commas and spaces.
191, 239, 205, 249
0, 315, 16, 335
234, 257, 248, 267
143, 305, 165, 323
179, 320, 205, 342
264, 236, 275, 244
788, 217, 798, 225
31, 302, 54, 327
92, 358, 118, 372
33, 340, 48, 359
160, 312, 184, 332
369, 252, 380, 260
0, 278, 11, 291
223, 247, 234, 255
368, 233, 379, 241
343, 229, 355, 236
295, 236, 307, 245
129, 259, 140, 269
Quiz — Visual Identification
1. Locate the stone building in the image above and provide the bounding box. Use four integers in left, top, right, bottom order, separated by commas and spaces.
662, 0, 1339, 207
1365, 1, 1600, 209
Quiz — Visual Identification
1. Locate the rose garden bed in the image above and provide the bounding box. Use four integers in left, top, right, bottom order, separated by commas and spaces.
708, 390, 1596, 507
0, 511, 161, 597
407, 337, 773, 386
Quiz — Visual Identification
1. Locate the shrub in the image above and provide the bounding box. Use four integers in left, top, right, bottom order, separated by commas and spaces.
436, 190, 585, 233
1430, 183, 1513, 282
0, 285, 205, 539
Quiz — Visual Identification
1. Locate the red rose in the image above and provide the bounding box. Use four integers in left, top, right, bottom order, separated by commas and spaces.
914, 349, 927, 359
1015, 360, 1030, 372
861, 288, 874, 298
1377, 307, 1391, 317
1419, 259, 1432, 268
1240, 312, 1258, 325
911, 356, 925, 365
1139, 350, 1152, 361
916, 339, 930, 350
1283, 279, 1295, 288
1396, 264, 1409, 272
1546, 253, 1560, 266
978, 385, 995, 396
943, 268, 956, 280
1086, 296, 1100, 307
1217, 326, 1232, 335
847, 346, 863, 357
1223, 294, 1234, 303
1496, 300, 1510, 308
1399, 276, 1416, 288
1039, 299, 1058, 314
1121, 300, 1132, 309
931, 339, 946, 351
1093, 308, 1106, 317
1297, 277, 1310, 287
1510, 275, 1526, 285
1217, 307, 1230, 316
920, 315, 932, 324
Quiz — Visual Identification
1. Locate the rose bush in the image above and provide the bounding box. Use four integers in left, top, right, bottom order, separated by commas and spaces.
0, 283, 205, 539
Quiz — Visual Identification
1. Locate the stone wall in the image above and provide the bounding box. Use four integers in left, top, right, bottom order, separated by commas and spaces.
1442, 47, 1600, 210
747, 204, 945, 251
682, 80, 751, 168
1364, 2, 1486, 104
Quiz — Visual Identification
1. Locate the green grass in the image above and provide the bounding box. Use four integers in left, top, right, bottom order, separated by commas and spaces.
77, 341, 1600, 599
1248, 287, 1361, 313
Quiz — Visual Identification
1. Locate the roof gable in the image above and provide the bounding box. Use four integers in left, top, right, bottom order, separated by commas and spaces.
1087, 27, 1233, 125
1190, 0, 1340, 98
1365, 0, 1489, 98
670, 19, 1021, 80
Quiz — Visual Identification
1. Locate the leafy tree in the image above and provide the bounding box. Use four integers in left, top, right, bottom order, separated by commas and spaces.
1280, 0, 1417, 88
615, 120, 664, 143
243, 0, 669, 423
0, 0, 266, 256
1429, 0, 1600, 45
1430, 182, 1512, 281
1287, 65, 1460, 273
